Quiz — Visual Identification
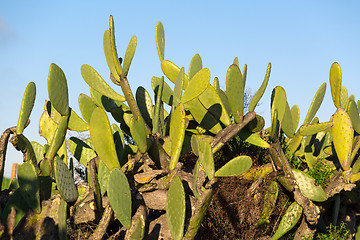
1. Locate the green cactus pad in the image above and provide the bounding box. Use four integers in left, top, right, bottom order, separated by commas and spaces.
181, 68, 210, 103
58, 199, 67, 240
81, 64, 125, 102
152, 76, 164, 135
48, 63, 69, 116
136, 86, 154, 129
45, 115, 68, 161
173, 67, 185, 103
108, 168, 132, 229
68, 137, 97, 166
129, 215, 145, 240
233, 57, 239, 66
161, 60, 182, 84
166, 176, 185, 240
248, 63, 271, 112
16, 82, 36, 134
90, 87, 124, 113
67, 108, 89, 131
303, 82, 326, 125
270, 108, 279, 141
258, 181, 278, 226
128, 115, 148, 153
286, 131, 303, 158
122, 36, 137, 77
17, 161, 41, 213
98, 160, 111, 196
213, 77, 220, 90
290, 105, 300, 132
330, 62, 342, 109
78, 94, 97, 123
271, 86, 287, 127
215, 156, 252, 177
247, 114, 265, 132
55, 156, 78, 202
216, 88, 232, 116
188, 53, 202, 80
185, 97, 223, 134
1, 189, 29, 228
152, 76, 178, 106
272, 202, 303, 240
292, 169, 327, 202
155, 22, 165, 61
348, 99, 360, 134
169, 103, 186, 170
111, 124, 126, 166
281, 102, 294, 138
299, 122, 333, 136
332, 108, 353, 170
226, 64, 244, 123
242, 64, 247, 88
340, 85, 349, 110
103, 30, 120, 82
198, 85, 231, 127
109, 15, 122, 76
198, 137, 215, 180
90, 107, 120, 170
239, 128, 270, 148
31, 141, 45, 164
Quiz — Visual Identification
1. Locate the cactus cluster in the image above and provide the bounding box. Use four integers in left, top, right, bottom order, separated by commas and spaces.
1, 14, 360, 239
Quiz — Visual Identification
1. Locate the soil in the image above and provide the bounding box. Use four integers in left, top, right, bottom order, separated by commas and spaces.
196, 176, 292, 239
195, 137, 293, 239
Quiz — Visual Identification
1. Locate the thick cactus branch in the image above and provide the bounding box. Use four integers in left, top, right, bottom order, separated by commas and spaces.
211, 111, 256, 153
0, 126, 16, 189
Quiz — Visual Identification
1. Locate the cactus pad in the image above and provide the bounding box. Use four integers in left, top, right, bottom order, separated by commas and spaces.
188, 53, 202, 80
332, 108, 353, 170
123, 36, 137, 77
215, 156, 252, 177
292, 169, 327, 202
81, 64, 125, 102
107, 168, 132, 229
226, 64, 244, 123
155, 22, 165, 61
17, 161, 41, 213
17, 82, 36, 134
272, 202, 302, 240
249, 63, 271, 112
329, 62, 342, 108
166, 176, 185, 240
181, 68, 210, 103
90, 107, 120, 170
55, 156, 78, 203
47, 63, 69, 116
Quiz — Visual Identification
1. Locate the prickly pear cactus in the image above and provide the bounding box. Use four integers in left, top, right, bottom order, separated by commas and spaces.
107, 168, 132, 229
54, 156, 78, 203
17, 161, 41, 213
166, 176, 185, 240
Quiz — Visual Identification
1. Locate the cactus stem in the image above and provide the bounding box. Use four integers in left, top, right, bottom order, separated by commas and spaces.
89, 157, 103, 217
0, 126, 17, 191
211, 111, 256, 153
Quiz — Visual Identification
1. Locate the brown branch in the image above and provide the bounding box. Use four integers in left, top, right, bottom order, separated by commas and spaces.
0, 126, 16, 189
211, 111, 256, 153
89, 204, 113, 240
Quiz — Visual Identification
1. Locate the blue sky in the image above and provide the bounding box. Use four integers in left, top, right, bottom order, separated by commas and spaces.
1, 1, 360, 176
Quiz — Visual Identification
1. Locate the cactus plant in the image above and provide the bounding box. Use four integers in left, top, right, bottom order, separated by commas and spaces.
166, 176, 185, 240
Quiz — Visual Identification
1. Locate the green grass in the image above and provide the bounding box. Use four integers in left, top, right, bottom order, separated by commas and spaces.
307, 160, 334, 188
302, 222, 350, 240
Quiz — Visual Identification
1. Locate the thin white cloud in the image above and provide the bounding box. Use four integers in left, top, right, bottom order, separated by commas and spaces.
0, 16, 17, 46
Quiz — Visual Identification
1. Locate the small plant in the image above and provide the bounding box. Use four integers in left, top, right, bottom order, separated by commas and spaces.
302, 222, 350, 240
